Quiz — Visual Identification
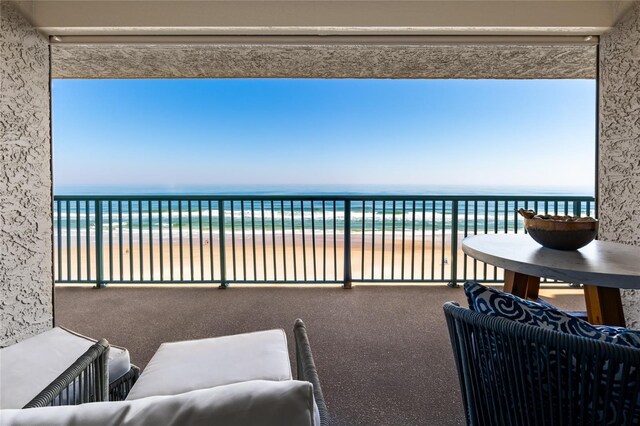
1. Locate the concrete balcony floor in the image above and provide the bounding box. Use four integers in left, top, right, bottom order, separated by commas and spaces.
55, 284, 585, 426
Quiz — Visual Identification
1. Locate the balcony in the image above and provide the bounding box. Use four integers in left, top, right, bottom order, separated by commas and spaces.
55, 277, 586, 425
50, 193, 592, 425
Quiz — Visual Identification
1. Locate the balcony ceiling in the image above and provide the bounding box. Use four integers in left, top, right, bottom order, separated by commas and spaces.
14, 0, 637, 37
14, 0, 633, 79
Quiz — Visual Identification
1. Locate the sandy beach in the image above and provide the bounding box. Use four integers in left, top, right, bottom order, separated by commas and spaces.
55, 232, 503, 283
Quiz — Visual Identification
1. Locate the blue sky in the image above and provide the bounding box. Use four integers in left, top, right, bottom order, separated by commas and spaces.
52, 79, 595, 193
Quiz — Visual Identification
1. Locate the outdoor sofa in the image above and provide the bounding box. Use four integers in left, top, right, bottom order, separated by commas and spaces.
0, 319, 329, 426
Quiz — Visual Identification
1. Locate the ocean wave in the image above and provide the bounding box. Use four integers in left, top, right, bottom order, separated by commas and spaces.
54, 204, 585, 235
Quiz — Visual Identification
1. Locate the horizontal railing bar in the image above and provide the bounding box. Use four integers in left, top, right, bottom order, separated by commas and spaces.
200, 280, 342, 284
56, 279, 512, 284
55, 280, 343, 284
353, 279, 506, 283
53, 194, 594, 202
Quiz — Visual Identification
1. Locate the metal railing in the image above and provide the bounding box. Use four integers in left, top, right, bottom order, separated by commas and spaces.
52, 195, 595, 287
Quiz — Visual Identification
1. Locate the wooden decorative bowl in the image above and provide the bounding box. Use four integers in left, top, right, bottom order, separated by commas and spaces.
518, 209, 598, 251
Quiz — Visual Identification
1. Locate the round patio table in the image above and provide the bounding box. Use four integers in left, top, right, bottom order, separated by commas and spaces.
462, 234, 640, 326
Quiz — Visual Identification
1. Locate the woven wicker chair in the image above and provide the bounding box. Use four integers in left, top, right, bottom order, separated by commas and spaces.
444, 302, 640, 426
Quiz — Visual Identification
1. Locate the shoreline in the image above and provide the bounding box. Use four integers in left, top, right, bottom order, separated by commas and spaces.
55, 233, 501, 282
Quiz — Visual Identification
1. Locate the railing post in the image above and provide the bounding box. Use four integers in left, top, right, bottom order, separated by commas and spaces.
569, 199, 585, 288
217, 200, 227, 289
95, 199, 105, 288
343, 199, 352, 289
572, 200, 581, 217
448, 199, 460, 288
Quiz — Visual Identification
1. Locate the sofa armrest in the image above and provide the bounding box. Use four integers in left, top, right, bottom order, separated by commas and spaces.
294, 319, 330, 426
23, 339, 110, 408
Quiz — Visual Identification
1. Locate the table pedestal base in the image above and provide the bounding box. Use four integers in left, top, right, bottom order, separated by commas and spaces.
583, 285, 625, 326
503, 270, 626, 327
504, 270, 540, 300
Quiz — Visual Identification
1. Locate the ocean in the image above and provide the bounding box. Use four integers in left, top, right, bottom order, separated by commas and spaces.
55, 183, 594, 197
53, 184, 595, 236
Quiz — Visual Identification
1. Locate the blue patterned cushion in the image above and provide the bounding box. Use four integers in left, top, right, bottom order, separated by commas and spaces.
596, 326, 640, 349
464, 281, 615, 344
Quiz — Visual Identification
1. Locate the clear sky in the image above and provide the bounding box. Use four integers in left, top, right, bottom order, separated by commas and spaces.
52, 78, 595, 193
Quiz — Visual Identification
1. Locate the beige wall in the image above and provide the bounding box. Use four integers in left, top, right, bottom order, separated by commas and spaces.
0, 1, 53, 346
599, 2, 640, 328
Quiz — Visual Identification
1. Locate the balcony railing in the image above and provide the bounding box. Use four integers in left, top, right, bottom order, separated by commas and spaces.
53, 195, 595, 287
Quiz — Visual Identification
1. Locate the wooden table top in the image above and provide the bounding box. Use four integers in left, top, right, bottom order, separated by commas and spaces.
462, 234, 640, 289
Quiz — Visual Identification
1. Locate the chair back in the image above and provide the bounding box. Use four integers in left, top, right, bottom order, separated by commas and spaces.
443, 302, 640, 426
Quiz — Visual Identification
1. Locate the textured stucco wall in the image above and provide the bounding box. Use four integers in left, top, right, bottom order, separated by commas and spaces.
599, 2, 640, 328
0, 1, 53, 346
52, 43, 596, 79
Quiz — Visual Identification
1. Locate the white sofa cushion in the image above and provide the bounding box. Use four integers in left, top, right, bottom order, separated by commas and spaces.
0, 327, 131, 409
0, 380, 317, 426
126, 329, 292, 400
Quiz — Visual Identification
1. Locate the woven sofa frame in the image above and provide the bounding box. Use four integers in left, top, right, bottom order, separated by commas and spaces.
22, 339, 140, 408
109, 364, 141, 402
23, 339, 111, 408
444, 302, 640, 426
294, 319, 330, 426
